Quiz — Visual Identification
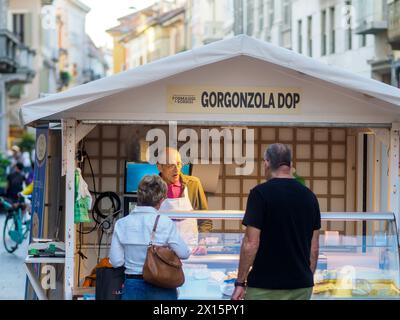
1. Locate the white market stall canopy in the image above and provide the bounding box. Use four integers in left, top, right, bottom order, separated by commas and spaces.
20, 35, 400, 127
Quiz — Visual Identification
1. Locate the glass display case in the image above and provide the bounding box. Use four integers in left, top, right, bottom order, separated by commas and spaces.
162, 211, 400, 300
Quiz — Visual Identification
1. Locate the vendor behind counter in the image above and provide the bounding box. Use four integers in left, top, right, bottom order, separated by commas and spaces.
156, 147, 212, 234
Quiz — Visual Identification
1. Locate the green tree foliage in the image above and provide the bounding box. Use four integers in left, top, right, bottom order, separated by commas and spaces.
0, 152, 11, 189
18, 132, 35, 153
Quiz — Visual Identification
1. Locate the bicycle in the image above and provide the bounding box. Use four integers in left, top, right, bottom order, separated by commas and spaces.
0, 196, 31, 253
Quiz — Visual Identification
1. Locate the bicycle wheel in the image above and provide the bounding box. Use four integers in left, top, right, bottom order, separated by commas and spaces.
3, 213, 19, 253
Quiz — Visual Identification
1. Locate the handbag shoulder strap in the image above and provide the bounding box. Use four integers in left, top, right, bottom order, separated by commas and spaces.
149, 215, 160, 245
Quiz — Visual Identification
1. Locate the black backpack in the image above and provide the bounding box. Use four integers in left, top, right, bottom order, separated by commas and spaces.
95, 266, 125, 300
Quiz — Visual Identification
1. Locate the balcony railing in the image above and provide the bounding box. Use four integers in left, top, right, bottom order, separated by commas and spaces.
354, 0, 388, 35
0, 29, 36, 84
0, 29, 19, 73
389, 0, 400, 50
16, 44, 36, 81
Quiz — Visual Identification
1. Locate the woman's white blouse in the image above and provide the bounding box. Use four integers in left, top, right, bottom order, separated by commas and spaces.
109, 206, 191, 274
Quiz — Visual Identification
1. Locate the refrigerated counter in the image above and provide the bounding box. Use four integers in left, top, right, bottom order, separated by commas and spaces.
161, 211, 400, 300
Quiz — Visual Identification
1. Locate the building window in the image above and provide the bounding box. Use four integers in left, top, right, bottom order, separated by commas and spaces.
298, 19, 303, 54
307, 15, 312, 57
359, 34, 367, 47
12, 14, 25, 43
175, 30, 181, 53
321, 10, 327, 56
329, 6, 335, 54
234, 0, 244, 35
345, 0, 352, 51
268, 0, 274, 29
282, 0, 291, 27
381, 73, 391, 85
258, 0, 264, 33
247, 0, 255, 36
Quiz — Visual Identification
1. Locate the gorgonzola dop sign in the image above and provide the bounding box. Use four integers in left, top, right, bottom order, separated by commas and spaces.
167, 86, 302, 114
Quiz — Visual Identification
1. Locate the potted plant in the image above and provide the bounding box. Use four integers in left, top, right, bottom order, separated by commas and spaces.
60, 70, 71, 87
0, 152, 10, 195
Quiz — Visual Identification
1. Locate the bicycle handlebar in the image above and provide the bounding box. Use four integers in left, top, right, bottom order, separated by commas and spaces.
0, 197, 27, 211
0, 197, 13, 211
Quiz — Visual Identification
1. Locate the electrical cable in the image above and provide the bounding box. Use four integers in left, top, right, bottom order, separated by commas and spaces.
85, 151, 98, 201
77, 223, 83, 282
93, 195, 121, 262
75, 142, 121, 266
92, 192, 121, 222
76, 141, 86, 283
97, 228, 104, 264
93, 192, 121, 262
76, 145, 99, 235
76, 141, 96, 283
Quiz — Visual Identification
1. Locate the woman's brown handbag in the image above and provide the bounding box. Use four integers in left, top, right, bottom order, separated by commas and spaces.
143, 215, 185, 289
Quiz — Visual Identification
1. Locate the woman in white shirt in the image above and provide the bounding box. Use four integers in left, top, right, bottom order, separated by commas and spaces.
109, 174, 191, 300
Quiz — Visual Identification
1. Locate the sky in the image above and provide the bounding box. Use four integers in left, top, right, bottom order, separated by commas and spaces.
80, 0, 156, 49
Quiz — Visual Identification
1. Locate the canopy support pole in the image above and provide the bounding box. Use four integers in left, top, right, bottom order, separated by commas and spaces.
63, 119, 76, 300
389, 123, 400, 237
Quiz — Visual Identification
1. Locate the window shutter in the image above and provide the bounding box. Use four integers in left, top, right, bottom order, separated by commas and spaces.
23, 12, 32, 46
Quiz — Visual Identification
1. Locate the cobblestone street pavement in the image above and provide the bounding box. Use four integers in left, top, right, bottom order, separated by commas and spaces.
0, 214, 28, 300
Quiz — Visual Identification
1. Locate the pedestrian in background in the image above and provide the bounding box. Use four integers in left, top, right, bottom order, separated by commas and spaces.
20, 150, 32, 174
9, 146, 23, 171
232, 143, 321, 300
6, 162, 25, 203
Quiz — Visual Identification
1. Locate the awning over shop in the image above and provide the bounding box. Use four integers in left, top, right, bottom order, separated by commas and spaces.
20, 34, 400, 127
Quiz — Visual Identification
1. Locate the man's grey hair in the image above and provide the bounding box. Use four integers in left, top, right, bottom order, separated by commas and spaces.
156, 147, 182, 165
264, 143, 292, 171
137, 175, 167, 207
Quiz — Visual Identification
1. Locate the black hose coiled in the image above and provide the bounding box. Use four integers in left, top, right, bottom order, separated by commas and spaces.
92, 191, 121, 223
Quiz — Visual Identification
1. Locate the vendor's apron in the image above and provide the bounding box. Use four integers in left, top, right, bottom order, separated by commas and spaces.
159, 187, 198, 247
